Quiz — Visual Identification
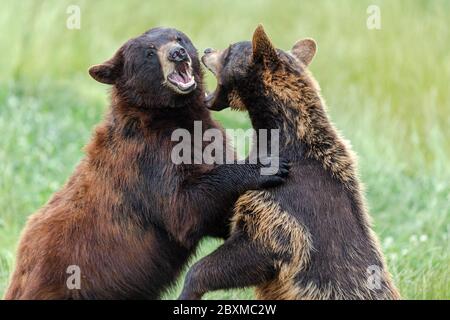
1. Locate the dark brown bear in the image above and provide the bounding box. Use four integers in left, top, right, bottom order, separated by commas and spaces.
179, 25, 400, 300
4, 27, 288, 300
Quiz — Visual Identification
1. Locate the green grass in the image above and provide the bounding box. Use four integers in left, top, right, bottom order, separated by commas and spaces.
0, 0, 449, 299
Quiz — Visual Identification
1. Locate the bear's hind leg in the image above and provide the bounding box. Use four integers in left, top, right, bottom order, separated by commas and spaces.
178, 232, 275, 300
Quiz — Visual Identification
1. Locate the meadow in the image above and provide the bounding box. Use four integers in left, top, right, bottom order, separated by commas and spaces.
0, 0, 448, 299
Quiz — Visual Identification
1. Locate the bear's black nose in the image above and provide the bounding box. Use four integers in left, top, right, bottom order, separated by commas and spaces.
168, 45, 188, 62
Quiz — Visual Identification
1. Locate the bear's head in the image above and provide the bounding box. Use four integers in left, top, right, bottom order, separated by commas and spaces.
202, 24, 317, 111
89, 27, 202, 108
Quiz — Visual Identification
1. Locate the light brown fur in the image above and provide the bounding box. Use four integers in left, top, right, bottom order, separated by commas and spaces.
180, 25, 400, 300
232, 191, 312, 300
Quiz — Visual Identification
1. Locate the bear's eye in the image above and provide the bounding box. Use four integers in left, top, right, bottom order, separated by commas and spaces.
176, 36, 183, 43
146, 48, 156, 58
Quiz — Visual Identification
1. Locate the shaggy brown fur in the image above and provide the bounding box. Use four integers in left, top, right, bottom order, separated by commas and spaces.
231, 191, 312, 300
4, 27, 288, 300
179, 25, 400, 300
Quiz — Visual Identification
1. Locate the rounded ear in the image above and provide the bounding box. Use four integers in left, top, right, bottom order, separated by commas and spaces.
252, 24, 279, 65
89, 51, 123, 85
291, 38, 317, 66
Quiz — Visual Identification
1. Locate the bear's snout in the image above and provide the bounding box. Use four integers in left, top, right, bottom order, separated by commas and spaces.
168, 45, 189, 63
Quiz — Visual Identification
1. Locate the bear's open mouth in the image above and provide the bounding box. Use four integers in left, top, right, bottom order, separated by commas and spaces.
167, 61, 196, 93
204, 90, 218, 110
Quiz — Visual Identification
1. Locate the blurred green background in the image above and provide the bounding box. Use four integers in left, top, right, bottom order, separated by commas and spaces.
0, 0, 449, 299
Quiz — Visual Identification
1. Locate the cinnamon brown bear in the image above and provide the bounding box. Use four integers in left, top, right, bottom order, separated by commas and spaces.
179, 25, 400, 300
4, 27, 288, 300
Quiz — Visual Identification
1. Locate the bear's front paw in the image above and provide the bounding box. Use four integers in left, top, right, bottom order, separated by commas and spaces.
256, 156, 290, 188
